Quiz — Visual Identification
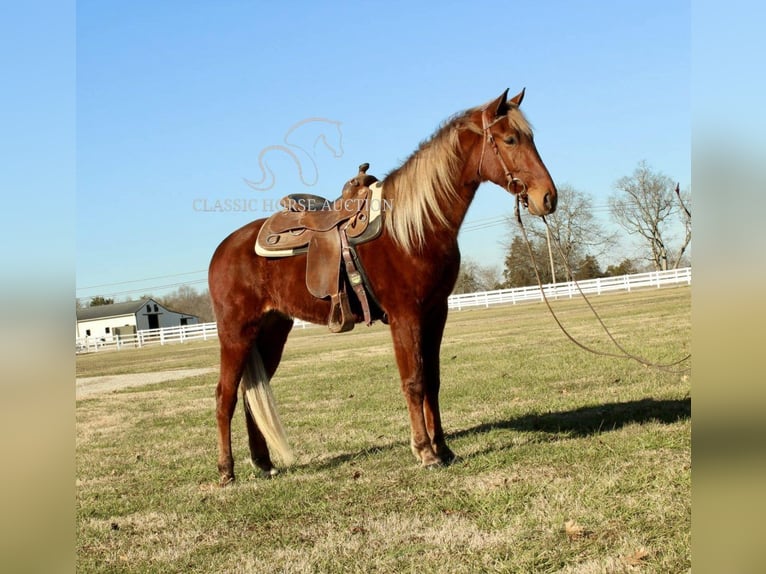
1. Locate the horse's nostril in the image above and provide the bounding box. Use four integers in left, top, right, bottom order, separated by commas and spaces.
544, 192, 556, 212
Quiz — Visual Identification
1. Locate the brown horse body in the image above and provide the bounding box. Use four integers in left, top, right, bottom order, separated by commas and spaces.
209, 89, 557, 484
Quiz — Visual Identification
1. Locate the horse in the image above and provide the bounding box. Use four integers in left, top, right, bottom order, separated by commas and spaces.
208, 89, 557, 485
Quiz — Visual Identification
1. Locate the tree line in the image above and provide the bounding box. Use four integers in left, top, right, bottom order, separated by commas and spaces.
455, 160, 690, 292
78, 286, 215, 323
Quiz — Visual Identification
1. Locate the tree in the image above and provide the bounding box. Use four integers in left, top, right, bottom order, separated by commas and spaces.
502, 184, 613, 285
158, 285, 214, 323
539, 185, 616, 280
609, 161, 691, 271
453, 259, 501, 294
574, 254, 603, 280
674, 183, 692, 265
475, 263, 502, 291
89, 296, 114, 306
604, 258, 638, 277
453, 262, 481, 294
502, 235, 552, 287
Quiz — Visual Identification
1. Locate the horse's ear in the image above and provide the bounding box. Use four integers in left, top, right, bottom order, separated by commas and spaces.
509, 88, 526, 107
489, 88, 510, 117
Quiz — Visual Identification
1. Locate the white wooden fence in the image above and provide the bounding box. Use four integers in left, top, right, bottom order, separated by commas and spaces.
448, 267, 691, 310
76, 321, 222, 354
76, 267, 690, 353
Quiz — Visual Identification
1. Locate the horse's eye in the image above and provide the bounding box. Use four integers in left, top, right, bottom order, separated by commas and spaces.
504, 136, 517, 145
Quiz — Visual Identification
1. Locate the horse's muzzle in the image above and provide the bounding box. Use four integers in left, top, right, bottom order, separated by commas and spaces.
526, 189, 557, 216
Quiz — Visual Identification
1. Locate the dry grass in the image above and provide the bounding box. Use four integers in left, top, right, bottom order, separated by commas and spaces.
76, 287, 690, 573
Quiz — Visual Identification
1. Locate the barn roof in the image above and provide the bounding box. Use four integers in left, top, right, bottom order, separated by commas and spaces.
76, 298, 154, 321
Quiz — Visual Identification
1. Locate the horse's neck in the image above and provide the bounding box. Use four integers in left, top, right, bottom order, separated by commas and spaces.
438, 128, 486, 234
445, 181, 479, 235
433, 156, 481, 238
381, 126, 484, 252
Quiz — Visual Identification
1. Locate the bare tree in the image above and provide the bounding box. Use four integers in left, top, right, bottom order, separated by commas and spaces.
453, 258, 501, 294
609, 161, 691, 270
505, 184, 616, 281
159, 285, 214, 323
674, 183, 692, 267
475, 263, 502, 291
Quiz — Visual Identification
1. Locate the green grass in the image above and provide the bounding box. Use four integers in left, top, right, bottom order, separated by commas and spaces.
76, 286, 690, 573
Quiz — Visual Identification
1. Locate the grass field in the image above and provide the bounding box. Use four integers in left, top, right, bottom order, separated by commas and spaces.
76, 287, 691, 573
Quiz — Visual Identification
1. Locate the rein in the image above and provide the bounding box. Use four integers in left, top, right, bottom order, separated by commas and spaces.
513, 196, 691, 373
476, 106, 688, 372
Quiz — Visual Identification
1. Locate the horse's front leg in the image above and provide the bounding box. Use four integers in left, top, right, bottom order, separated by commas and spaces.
390, 316, 442, 467
422, 302, 455, 464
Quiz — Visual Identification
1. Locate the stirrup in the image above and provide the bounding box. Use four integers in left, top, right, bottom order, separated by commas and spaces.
328, 291, 354, 333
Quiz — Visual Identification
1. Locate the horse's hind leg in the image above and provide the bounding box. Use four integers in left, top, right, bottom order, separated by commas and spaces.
243, 312, 294, 476
216, 337, 252, 486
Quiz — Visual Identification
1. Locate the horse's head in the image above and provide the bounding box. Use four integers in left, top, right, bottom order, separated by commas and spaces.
473, 89, 557, 216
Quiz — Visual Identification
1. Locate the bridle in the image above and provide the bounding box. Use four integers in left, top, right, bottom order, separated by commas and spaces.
477, 109, 529, 208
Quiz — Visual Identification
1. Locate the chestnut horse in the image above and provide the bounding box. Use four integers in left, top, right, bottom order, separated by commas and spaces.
208, 89, 557, 485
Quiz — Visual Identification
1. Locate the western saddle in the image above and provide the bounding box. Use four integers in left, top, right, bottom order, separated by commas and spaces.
255, 163, 385, 332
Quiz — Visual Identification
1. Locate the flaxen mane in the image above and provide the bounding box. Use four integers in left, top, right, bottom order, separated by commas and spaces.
382, 103, 532, 253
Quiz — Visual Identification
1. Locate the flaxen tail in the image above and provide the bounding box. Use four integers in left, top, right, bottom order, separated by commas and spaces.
241, 346, 294, 465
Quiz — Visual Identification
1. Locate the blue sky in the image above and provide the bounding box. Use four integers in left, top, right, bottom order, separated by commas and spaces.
74, 1, 690, 302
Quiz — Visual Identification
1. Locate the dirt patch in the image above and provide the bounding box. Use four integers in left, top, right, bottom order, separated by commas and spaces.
75, 368, 216, 399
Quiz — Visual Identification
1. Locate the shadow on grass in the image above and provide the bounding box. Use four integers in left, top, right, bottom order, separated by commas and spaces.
448, 397, 691, 440
303, 444, 403, 472
304, 397, 691, 471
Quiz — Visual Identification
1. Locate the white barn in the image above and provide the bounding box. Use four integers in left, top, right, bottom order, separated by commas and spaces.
76, 298, 200, 341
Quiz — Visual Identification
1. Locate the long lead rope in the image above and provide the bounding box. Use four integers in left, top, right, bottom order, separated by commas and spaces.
514, 196, 691, 373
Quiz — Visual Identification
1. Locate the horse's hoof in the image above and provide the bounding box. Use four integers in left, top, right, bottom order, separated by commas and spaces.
219, 475, 235, 487
250, 458, 280, 479
437, 449, 456, 465
423, 460, 444, 471
260, 468, 279, 479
